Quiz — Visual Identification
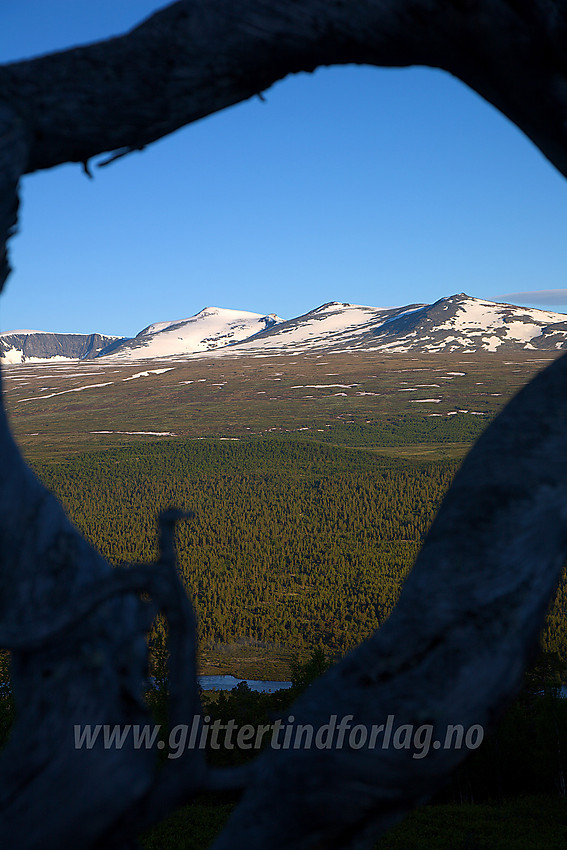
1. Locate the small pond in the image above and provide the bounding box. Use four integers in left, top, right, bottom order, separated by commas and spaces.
199, 674, 291, 692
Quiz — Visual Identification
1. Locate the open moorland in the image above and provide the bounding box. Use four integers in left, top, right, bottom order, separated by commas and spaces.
3, 349, 558, 462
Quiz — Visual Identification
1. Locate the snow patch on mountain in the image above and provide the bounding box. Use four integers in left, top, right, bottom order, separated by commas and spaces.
106, 307, 284, 360
367, 294, 567, 353
5, 294, 567, 364
18, 382, 114, 402
123, 368, 175, 381
221, 301, 427, 355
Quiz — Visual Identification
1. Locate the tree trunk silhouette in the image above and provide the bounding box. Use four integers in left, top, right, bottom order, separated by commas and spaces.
1, 2, 567, 847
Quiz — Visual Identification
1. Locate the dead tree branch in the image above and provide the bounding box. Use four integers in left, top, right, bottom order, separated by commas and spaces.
0, 1, 566, 183
0, 1, 567, 848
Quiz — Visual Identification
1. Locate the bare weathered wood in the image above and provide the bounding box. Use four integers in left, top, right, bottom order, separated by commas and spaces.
0, 485, 205, 848
0, 1, 566, 180
0, 383, 155, 845
0, 104, 29, 292
0, 2, 567, 848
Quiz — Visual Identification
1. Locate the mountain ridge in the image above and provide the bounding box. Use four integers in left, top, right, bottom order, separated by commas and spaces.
2, 294, 567, 363
0, 331, 124, 363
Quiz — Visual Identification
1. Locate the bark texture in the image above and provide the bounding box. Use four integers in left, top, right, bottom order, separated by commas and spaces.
0, 1, 567, 848
0, 1, 566, 181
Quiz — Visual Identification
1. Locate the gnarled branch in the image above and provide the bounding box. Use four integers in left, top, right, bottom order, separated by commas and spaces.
1, 2, 567, 848
0, 1, 566, 181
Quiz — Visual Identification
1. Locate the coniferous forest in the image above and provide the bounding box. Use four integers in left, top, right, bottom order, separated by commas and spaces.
31, 437, 567, 663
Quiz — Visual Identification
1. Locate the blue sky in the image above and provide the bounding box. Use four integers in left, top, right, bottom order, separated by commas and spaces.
1, 1, 567, 337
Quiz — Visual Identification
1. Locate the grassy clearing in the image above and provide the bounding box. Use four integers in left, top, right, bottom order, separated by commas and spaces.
199, 640, 296, 680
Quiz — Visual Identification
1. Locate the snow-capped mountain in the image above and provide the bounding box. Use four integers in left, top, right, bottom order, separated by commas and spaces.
365, 293, 567, 354
0, 308, 282, 363
228, 301, 426, 354
0, 330, 124, 363
104, 307, 283, 359
3, 295, 567, 363
221, 294, 567, 355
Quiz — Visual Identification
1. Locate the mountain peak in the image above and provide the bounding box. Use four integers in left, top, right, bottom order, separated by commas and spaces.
3, 294, 567, 364
108, 306, 285, 360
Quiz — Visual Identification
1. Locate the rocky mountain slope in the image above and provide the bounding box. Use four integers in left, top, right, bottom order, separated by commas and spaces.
3, 294, 567, 363
0, 331, 123, 363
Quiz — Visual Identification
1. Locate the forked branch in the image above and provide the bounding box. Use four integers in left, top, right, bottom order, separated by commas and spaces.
1, 2, 567, 848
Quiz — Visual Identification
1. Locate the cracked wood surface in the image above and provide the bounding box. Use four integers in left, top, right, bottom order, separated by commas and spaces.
0, 2, 567, 847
